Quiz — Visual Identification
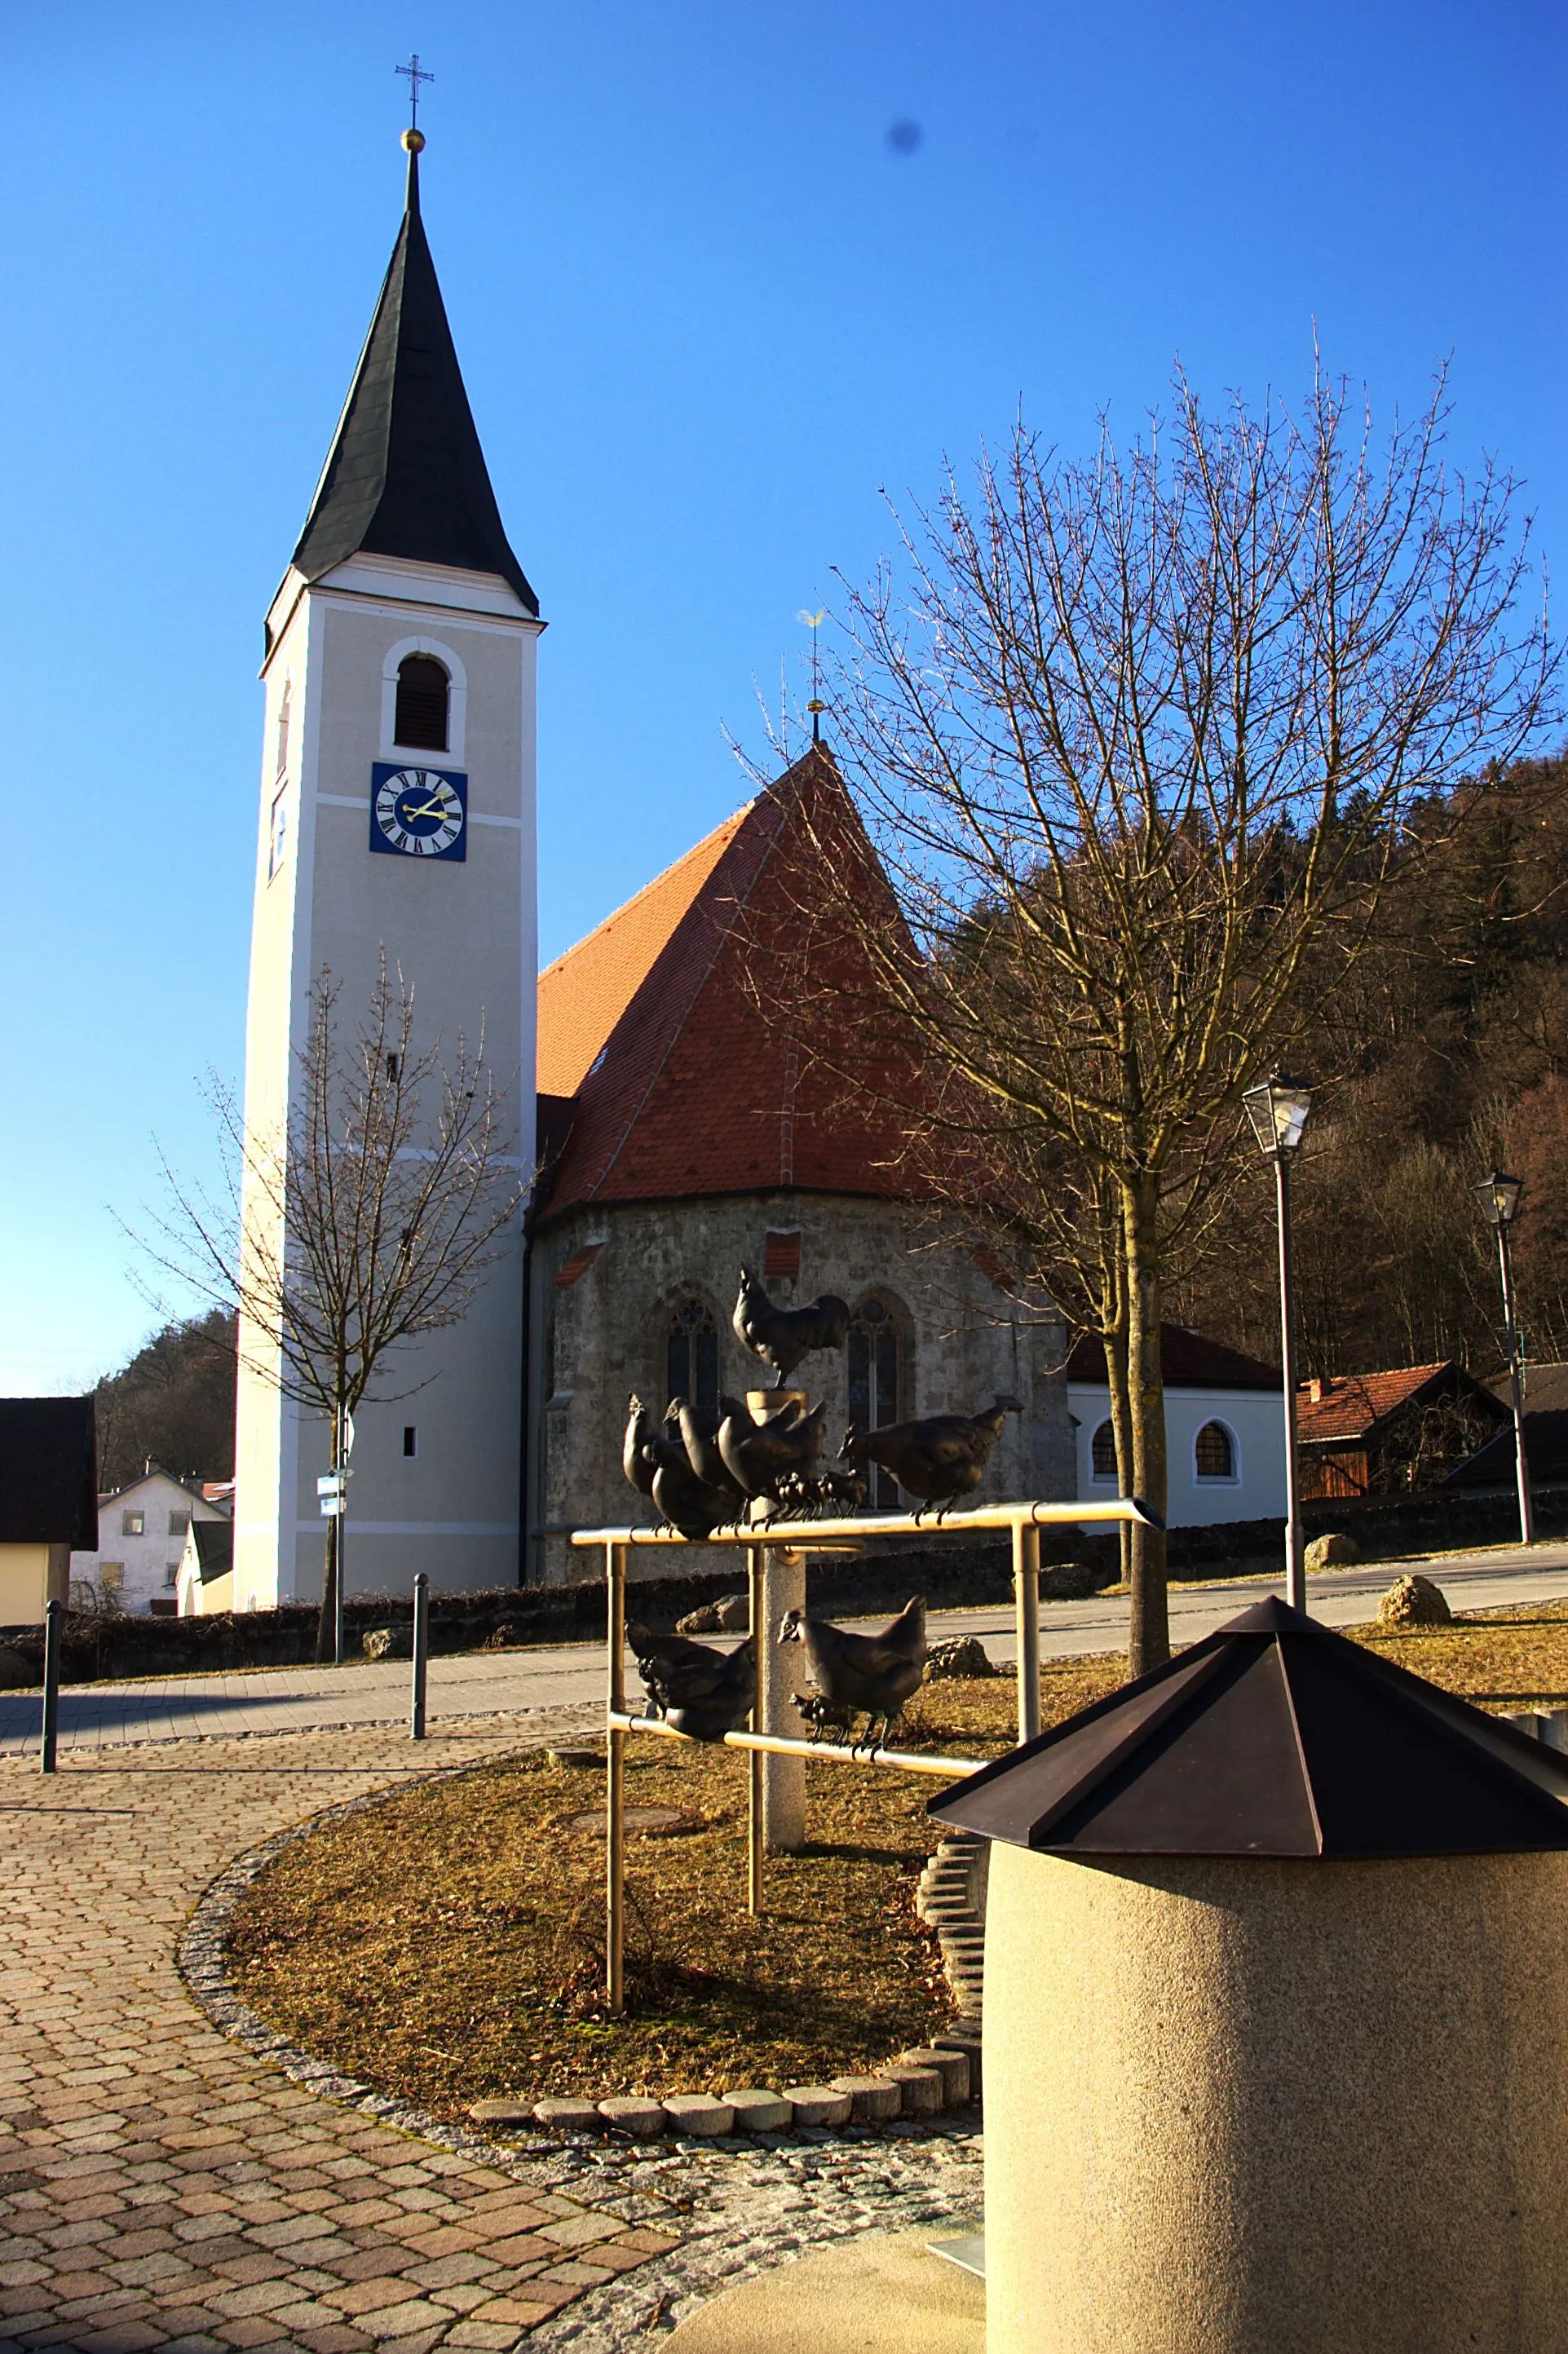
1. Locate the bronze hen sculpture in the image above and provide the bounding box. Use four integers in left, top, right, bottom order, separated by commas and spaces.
780, 1597, 927, 1756
840, 1395, 1022, 1523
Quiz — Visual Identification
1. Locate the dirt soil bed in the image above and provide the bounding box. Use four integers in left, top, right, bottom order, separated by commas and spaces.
223, 1664, 1115, 2119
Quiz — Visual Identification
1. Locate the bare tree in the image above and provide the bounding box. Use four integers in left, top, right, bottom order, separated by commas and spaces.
133, 960, 524, 1659
792, 363, 1553, 1673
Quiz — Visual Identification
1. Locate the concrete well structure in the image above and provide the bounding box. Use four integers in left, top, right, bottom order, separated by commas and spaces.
932, 1597, 1568, 2354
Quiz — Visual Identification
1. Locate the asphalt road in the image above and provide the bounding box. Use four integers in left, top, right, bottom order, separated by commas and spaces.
4, 1537, 1567, 1758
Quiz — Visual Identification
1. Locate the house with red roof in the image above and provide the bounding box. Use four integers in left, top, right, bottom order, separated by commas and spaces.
525, 746, 1075, 1581
1295, 1363, 1508, 1499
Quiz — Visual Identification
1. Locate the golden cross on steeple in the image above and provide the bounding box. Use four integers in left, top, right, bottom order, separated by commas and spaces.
395, 52, 435, 130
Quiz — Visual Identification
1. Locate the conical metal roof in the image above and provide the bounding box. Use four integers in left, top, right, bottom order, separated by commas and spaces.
930, 1597, 1568, 1858
289, 147, 537, 615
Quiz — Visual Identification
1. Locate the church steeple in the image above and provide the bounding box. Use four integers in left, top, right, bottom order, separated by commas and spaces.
289, 132, 537, 615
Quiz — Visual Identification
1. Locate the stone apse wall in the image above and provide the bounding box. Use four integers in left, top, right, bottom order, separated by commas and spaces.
526, 1190, 1075, 1586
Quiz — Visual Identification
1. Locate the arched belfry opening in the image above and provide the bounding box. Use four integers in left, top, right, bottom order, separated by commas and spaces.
395, 653, 450, 751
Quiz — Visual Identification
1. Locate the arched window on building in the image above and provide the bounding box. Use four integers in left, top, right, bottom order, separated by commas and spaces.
1195, 1420, 1236, 1480
665, 1298, 719, 1413
848, 1295, 903, 1508
274, 682, 291, 778
1090, 1420, 1118, 1478
394, 654, 450, 752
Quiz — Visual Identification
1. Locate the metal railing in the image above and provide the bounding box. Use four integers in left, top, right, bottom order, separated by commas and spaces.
573, 1495, 1155, 2012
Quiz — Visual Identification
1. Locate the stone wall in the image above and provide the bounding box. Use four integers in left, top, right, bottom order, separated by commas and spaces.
525, 1190, 1074, 1586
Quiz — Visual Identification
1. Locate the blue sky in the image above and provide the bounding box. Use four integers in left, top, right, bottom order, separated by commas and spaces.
2, 0, 1562, 1394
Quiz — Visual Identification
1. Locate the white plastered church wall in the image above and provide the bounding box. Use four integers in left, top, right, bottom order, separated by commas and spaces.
233, 554, 538, 1609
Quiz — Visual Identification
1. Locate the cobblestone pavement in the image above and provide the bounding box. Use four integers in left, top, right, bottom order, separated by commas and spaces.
0, 1720, 688, 2354
0, 1716, 985, 2354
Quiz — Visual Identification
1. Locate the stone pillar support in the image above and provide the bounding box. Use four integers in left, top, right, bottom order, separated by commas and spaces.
758, 1543, 806, 1853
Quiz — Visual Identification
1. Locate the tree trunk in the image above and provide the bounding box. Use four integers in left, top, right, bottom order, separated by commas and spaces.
1102, 1251, 1134, 1592
316, 1518, 338, 1666
1123, 1175, 1170, 1677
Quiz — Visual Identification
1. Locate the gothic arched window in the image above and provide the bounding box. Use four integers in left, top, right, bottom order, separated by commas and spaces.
395, 654, 450, 752
1195, 1420, 1236, 1480
1090, 1420, 1117, 1477
665, 1298, 719, 1414
848, 1295, 903, 1508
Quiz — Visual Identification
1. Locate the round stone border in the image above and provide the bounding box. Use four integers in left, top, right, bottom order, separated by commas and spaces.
176, 1742, 986, 2349
177, 1743, 978, 2162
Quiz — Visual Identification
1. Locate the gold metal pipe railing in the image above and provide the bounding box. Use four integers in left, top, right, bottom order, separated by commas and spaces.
594, 1495, 1150, 2011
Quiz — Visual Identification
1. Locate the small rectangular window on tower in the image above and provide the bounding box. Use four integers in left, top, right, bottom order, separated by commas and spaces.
403, 1426, 417, 1458
269, 784, 289, 880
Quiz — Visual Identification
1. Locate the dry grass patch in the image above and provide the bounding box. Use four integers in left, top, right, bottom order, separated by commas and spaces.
1351, 1594, 1568, 1710
227, 1603, 1568, 2124
224, 1661, 1120, 2119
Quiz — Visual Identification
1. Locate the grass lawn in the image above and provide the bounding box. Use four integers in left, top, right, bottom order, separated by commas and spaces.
223, 1601, 1568, 2122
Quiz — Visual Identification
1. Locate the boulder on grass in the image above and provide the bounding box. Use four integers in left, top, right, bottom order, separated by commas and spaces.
1305, 1532, 1360, 1570
362, 1626, 411, 1661
1377, 1573, 1452, 1629
0, 1645, 39, 1689
925, 1636, 998, 1682
677, 1592, 750, 1635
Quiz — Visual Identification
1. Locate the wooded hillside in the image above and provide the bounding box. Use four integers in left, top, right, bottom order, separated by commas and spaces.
94, 1310, 236, 1492
1175, 751, 1568, 1380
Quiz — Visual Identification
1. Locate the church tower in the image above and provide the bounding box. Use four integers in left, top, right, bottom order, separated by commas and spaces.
232, 131, 539, 1613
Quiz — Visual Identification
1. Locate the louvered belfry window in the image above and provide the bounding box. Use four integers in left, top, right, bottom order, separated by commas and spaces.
395, 655, 450, 751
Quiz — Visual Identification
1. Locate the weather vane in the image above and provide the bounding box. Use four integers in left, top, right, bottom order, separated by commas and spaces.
395, 53, 435, 131
798, 608, 826, 742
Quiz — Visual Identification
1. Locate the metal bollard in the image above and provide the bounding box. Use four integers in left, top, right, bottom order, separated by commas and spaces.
40, 1597, 61, 1774
410, 1572, 429, 1740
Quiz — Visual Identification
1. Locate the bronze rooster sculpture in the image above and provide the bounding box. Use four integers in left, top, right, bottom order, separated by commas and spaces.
732, 1266, 850, 1386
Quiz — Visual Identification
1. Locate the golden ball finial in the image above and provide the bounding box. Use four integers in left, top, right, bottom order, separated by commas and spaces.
402, 127, 426, 153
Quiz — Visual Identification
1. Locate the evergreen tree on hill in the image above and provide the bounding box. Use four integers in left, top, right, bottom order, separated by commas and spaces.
94, 1310, 236, 1494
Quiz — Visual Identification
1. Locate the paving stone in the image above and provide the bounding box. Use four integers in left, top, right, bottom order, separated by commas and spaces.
879, 2063, 944, 2116
829, 2075, 903, 2122
660, 2096, 735, 2137
901, 2047, 972, 2105
722, 2088, 792, 2132
780, 2086, 855, 2128
531, 2100, 601, 2133
596, 2097, 666, 2137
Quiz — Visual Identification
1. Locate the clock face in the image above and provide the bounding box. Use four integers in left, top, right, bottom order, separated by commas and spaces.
369, 763, 468, 861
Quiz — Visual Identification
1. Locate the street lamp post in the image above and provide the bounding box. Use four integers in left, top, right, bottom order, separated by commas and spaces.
1243, 1075, 1314, 1613
1476, 1170, 1535, 1548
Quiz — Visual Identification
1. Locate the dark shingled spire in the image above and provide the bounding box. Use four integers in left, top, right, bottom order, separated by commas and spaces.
290, 143, 537, 615
930, 1596, 1568, 1858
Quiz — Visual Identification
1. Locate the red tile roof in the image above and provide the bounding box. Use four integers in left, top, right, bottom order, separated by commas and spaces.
1294, 1364, 1451, 1444
1065, 1326, 1283, 1391
534, 749, 919, 1223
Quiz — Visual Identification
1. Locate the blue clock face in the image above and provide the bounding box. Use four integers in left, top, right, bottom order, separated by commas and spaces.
369, 763, 467, 861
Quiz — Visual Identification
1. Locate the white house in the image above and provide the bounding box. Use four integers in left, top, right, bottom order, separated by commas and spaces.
1067, 1325, 1287, 1527
176, 1521, 236, 1617
70, 1467, 230, 1617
